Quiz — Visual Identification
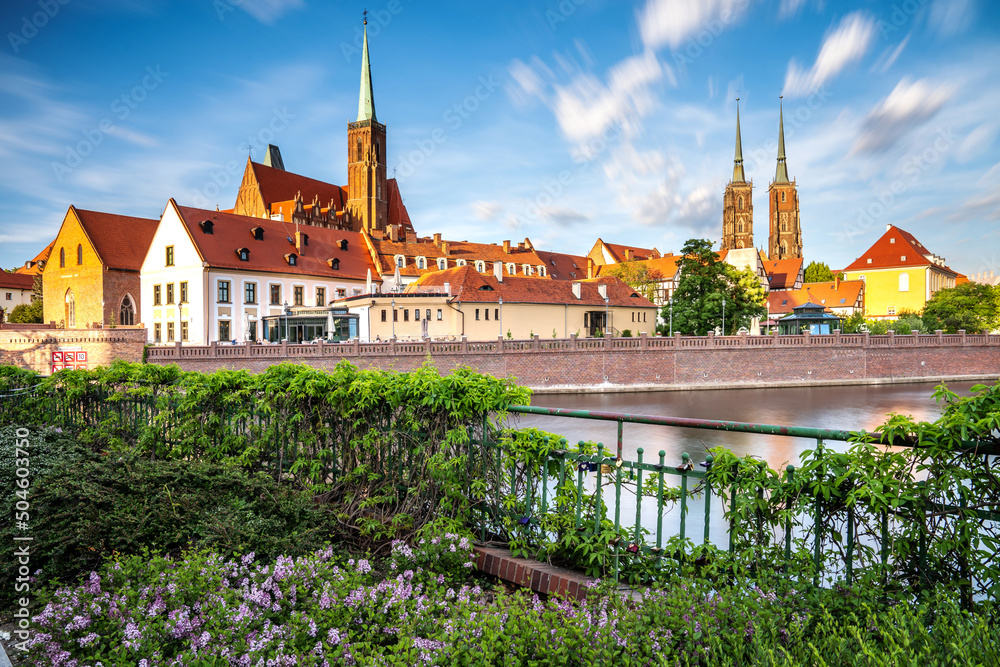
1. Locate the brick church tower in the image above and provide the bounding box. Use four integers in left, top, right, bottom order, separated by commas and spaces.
768, 99, 802, 259
346, 17, 388, 235
722, 101, 754, 250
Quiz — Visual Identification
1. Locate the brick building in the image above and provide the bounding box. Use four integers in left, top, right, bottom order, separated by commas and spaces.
42, 206, 159, 328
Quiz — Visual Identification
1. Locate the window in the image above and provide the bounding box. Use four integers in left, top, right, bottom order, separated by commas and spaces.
393, 309, 398, 322
252, 226, 264, 241
181, 321, 189, 341
437, 309, 443, 320
286, 254, 297, 266
154, 323, 161, 342
859, 274, 866, 282
218, 280, 231, 303
237, 248, 250, 261
426, 309, 431, 320
484, 308, 489, 320
245, 282, 257, 304
781, 192, 786, 203
381, 309, 387, 322
867, 258, 872, 264
166, 283, 175, 304
887, 306, 896, 316
167, 322, 175, 342
219, 320, 231, 341
59, 247, 65, 268
900, 255, 906, 261
65, 289, 75, 328
180, 282, 188, 303
437, 258, 447, 270
293, 286, 304, 306
316, 287, 326, 307
417, 257, 425, 269
166, 246, 174, 266
336, 288, 347, 298
76, 244, 83, 265
494, 308, 499, 320
475, 308, 480, 321
414, 308, 421, 320
153, 285, 162, 306
4, 293, 10, 301
890, 237, 895, 244
248, 321, 257, 341
632, 312, 635, 322
270, 285, 281, 305
507, 263, 516, 275
898, 273, 909, 292
396, 256, 404, 268
403, 309, 409, 322
475, 260, 485, 272
538, 266, 546, 277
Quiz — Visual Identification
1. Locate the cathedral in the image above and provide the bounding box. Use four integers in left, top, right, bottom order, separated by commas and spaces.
721, 100, 802, 260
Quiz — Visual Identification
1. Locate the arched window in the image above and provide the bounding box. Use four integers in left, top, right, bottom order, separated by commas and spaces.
437, 258, 447, 270
780, 241, 788, 255
898, 273, 909, 292
120, 294, 135, 326
59, 247, 65, 268
738, 196, 743, 210
781, 191, 786, 203
396, 256, 404, 268
538, 266, 546, 277
417, 257, 425, 269
507, 263, 516, 275
356, 138, 362, 161
475, 260, 486, 273
76, 244, 83, 265
65, 289, 75, 328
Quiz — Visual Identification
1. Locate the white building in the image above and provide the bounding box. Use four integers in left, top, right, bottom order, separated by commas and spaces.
0, 272, 35, 318
140, 200, 379, 344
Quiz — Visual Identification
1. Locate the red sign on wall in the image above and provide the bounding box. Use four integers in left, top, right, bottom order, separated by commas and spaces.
52, 350, 87, 373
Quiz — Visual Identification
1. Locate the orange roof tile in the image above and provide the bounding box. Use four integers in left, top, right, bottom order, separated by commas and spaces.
844, 225, 958, 274
534, 249, 589, 280
251, 162, 347, 211
174, 203, 378, 281
763, 257, 803, 290
74, 208, 159, 272
0, 271, 35, 290
369, 237, 548, 278
767, 280, 864, 316
15, 240, 54, 275
409, 265, 657, 307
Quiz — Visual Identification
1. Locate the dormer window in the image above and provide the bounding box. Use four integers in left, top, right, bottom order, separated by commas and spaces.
395, 255, 405, 268
328, 258, 341, 271
475, 260, 486, 272
507, 263, 516, 275
478, 285, 494, 291
437, 258, 447, 270
200, 220, 214, 234
538, 266, 546, 277
417, 257, 426, 269
339, 239, 349, 251
236, 247, 250, 262
523, 264, 532, 275
867, 258, 872, 264
900, 255, 906, 261
456, 259, 466, 267
251, 226, 264, 241
890, 238, 895, 244
285, 253, 298, 266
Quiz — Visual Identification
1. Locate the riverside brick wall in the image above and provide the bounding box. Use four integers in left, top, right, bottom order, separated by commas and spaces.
0, 326, 146, 374
144, 331, 1000, 390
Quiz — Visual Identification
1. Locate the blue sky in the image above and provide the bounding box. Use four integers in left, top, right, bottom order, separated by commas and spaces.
1, 0, 998, 277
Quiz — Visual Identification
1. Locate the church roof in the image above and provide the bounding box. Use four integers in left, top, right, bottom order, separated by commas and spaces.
357, 23, 376, 122
173, 203, 377, 281
774, 99, 790, 184
732, 102, 746, 183
73, 208, 159, 272
410, 265, 656, 308
251, 161, 347, 211
843, 224, 958, 274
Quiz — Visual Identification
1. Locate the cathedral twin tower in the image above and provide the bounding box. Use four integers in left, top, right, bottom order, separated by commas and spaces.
721, 100, 802, 260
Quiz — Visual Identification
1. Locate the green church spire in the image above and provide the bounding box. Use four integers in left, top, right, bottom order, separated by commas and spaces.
774, 97, 789, 184
732, 99, 745, 183
357, 16, 376, 123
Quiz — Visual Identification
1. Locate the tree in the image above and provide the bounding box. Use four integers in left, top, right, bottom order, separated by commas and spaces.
922, 283, 1000, 333
7, 275, 43, 324
803, 261, 835, 283
603, 260, 664, 302
662, 239, 767, 335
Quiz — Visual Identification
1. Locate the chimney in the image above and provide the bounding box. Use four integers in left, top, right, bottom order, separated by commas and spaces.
295, 231, 308, 255
433, 233, 442, 246
493, 261, 503, 283
503, 240, 511, 254
571, 282, 581, 299
598, 283, 608, 300
587, 258, 595, 279
443, 282, 450, 296
835, 274, 840, 290
441, 241, 449, 254
405, 230, 416, 244
388, 225, 399, 242
625, 248, 633, 261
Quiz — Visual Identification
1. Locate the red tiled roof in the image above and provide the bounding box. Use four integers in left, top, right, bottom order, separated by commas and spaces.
410, 265, 656, 308
15, 241, 54, 275
174, 203, 378, 280
767, 280, 864, 316
369, 237, 548, 278
844, 225, 957, 274
764, 257, 803, 290
0, 271, 35, 290
251, 162, 347, 211
534, 250, 589, 280
955, 273, 969, 285
596, 254, 680, 281
385, 178, 412, 230
74, 208, 159, 272
603, 242, 659, 263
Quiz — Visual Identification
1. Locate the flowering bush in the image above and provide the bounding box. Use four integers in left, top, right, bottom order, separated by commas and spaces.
24, 544, 998, 666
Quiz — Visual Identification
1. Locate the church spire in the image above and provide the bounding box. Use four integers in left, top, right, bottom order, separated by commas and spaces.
732, 99, 745, 183
357, 14, 376, 123
774, 97, 789, 183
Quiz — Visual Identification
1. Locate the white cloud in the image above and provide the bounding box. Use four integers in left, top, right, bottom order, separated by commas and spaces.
873, 35, 910, 74
853, 77, 954, 154
637, 0, 750, 51
473, 201, 502, 220
236, 0, 305, 25
783, 12, 876, 98
779, 0, 809, 19
928, 0, 975, 37
541, 207, 589, 225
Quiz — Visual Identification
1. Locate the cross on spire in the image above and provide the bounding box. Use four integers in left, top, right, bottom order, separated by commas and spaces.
363, 8, 368, 25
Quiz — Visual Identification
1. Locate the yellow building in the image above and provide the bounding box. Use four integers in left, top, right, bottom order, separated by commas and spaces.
842, 225, 958, 319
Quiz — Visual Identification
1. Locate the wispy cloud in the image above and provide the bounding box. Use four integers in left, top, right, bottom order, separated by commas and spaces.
928, 0, 975, 38
853, 77, 954, 154
637, 0, 750, 50
783, 12, 876, 97
236, 0, 305, 25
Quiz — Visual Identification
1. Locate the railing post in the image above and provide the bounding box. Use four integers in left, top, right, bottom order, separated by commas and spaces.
570, 332, 578, 350
863, 331, 870, 347
498, 335, 504, 353
639, 332, 648, 349
959, 329, 966, 345
834, 329, 841, 345
707, 331, 715, 348
888, 330, 895, 346
936, 329, 943, 345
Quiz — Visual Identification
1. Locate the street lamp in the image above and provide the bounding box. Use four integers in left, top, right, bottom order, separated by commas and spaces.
498, 296, 503, 338
722, 294, 726, 336
283, 300, 290, 342
390, 298, 396, 340
604, 295, 610, 337
669, 297, 673, 336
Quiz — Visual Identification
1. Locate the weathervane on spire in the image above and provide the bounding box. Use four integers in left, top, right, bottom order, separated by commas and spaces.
363, 8, 368, 25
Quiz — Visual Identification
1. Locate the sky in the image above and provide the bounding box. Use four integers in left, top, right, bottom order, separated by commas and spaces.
1, 0, 998, 277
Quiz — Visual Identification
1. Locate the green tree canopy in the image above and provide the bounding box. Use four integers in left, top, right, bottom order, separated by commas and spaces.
803, 261, 835, 283
661, 239, 767, 335
5, 275, 43, 324
603, 260, 665, 302
921, 282, 1000, 334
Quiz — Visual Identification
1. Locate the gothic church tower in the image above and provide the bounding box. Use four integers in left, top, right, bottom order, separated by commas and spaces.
346, 17, 388, 235
721, 101, 754, 250
767, 99, 802, 259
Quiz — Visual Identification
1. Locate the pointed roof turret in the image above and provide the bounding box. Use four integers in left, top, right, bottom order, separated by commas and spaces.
732, 99, 746, 183
357, 15, 377, 123
774, 97, 790, 183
